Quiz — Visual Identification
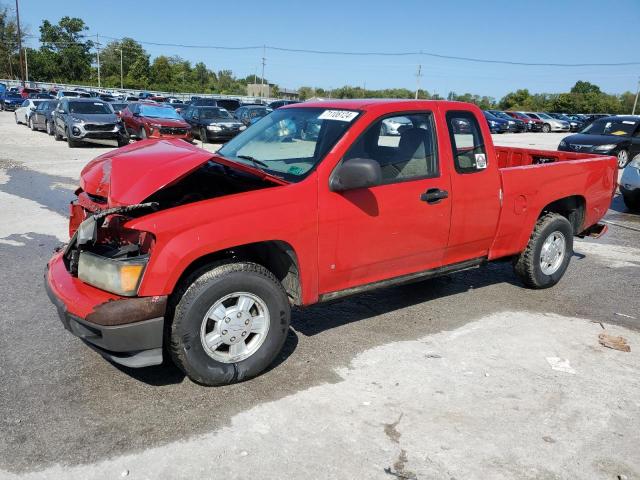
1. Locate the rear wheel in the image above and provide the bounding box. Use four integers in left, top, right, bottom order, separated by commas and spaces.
514, 213, 573, 289
617, 149, 629, 168
54, 124, 63, 141
46, 121, 54, 136
168, 262, 291, 386
29, 116, 36, 130
200, 127, 208, 143
542, 123, 551, 133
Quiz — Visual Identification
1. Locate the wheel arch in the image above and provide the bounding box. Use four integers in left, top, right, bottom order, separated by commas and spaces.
170, 240, 303, 306
538, 194, 586, 234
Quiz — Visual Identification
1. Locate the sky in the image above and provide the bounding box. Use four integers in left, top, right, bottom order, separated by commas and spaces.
16, 0, 640, 99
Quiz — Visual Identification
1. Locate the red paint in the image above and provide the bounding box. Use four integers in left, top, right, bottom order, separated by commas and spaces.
120, 101, 192, 140
48, 100, 617, 317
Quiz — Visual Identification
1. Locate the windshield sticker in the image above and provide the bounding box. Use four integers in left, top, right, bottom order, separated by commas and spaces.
475, 153, 487, 169
610, 131, 626, 136
318, 110, 359, 122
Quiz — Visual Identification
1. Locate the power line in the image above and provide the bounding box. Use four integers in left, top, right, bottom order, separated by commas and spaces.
84, 34, 640, 68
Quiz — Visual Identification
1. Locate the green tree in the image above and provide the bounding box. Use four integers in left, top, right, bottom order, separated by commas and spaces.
0, 4, 24, 79
570, 81, 601, 95
99, 38, 149, 88
39, 16, 93, 82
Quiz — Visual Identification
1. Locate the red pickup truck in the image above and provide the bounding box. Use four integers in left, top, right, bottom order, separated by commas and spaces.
45, 100, 617, 385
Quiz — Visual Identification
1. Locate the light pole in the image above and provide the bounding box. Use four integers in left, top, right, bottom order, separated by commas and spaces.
24, 46, 28, 82
120, 47, 124, 89
15, 0, 24, 84
632, 77, 640, 116
96, 33, 101, 88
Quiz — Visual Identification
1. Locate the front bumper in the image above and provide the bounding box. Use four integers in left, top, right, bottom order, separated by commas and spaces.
45, 251, 167, 368
528, 123, 543, 132
3, 103, 19, 111
69, 122, 127, 141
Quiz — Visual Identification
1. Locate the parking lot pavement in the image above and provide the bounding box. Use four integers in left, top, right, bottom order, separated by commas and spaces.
1, 114, 639, 478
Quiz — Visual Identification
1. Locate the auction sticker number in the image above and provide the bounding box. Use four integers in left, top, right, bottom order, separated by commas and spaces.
318, 110, 359, 122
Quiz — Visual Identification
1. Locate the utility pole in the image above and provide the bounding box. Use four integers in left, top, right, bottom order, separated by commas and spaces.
120, 47, 124, 89
15, 0, 24, 84
415, 64, 422, 99
261, 45, 266, 98
24, 47, 28, 82
96, 33, 101, 88
633, 77, 640, 116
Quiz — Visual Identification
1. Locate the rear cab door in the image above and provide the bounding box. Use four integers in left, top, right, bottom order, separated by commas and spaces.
440, 107, 502, 264
317, 105, 452, 295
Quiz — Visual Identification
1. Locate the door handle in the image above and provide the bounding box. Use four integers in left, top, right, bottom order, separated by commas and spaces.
420, 188, 449, 204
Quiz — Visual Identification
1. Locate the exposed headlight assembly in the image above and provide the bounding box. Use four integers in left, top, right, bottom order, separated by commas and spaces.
78, 252, 148, 296
593, 144, 618, 152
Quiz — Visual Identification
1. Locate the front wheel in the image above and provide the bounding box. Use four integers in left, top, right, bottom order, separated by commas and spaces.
54, 124, 63, 141
46, 121, 54, 136
542, 123, 551, 133
168, 262, 291, 386
29, 116, 36, 130
200, 127, 208, 143
14, 113, 18, 124
623, 192, 640, 212
513, 213, 573, 289
617, 149, 629, 169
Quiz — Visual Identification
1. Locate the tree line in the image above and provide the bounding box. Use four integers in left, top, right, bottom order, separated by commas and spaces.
0, 6, 636, 113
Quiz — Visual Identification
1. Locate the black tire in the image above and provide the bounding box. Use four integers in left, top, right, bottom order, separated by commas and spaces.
616, 149, 629, 169
542, 123, 551, 133
66, 129, 81, 148
46, 121, 54, 136
14, 113, 18, 124
117, 136, 129, 147
168, 261, 291, 386
513, 213, 573, 289
622, 192, 640, 212
54, 124, 63, 141
200, 127, 208, 143
29, 116, 36, 130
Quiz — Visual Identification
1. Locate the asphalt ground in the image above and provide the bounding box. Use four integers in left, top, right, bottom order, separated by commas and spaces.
0, 114, 638, 479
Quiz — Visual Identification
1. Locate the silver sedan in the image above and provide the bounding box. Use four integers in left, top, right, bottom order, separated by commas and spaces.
620, 154, 640, 211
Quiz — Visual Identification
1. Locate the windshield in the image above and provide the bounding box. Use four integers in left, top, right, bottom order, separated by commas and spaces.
68, 101, 112, 114
216, 100, 240, 111
581, 119, 638, 136
536, 113, 552, 119
218, 107, 360, 182
200, 107, 233, 119
140, 104, 182, 119
248, 108, 270, 118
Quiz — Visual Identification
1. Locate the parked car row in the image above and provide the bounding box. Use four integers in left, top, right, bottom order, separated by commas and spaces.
5, 95, 281, 148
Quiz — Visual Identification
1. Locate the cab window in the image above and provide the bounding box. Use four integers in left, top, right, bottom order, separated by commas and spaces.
446, 111, 488, 174
343, 112, 438, 183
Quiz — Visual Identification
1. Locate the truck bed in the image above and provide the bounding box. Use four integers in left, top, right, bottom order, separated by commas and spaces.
489, 146, 617, 260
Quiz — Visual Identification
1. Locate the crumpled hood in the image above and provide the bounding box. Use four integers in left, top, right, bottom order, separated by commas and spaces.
79, 139, 213, 207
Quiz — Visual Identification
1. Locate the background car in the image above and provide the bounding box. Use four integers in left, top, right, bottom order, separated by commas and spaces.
483, 111, 509, 134
14, 99, 45, 125
121, 101, 192, 140
183, 106, 246, 143
52, 98, 128, 148
620, 154, 640, 211
29, 92, 54, 99
268, 100, 300, 109
30, 100, 58, 134
189, 98, 241, 112
486, 110, 526, 132
558, 116, 640, 168
524, 112, 570, 133
549, 113, 584, 132
1, 91, 25, 111
235, 105, 272, 126
505, 111, 543, 131
110, 102, 129, 116
56, 90, 91, 99
19, 87, 40, 99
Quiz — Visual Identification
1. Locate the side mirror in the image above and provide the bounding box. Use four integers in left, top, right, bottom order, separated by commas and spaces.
329, 157, 382, 192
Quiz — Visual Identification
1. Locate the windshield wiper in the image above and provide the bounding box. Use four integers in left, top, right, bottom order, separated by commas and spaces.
237, 155, 270, 169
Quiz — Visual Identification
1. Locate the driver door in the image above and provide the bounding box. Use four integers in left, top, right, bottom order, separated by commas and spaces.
318, 110, 452, 296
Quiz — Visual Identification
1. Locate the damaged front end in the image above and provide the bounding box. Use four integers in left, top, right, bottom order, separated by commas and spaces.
65, 202, 158, 296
